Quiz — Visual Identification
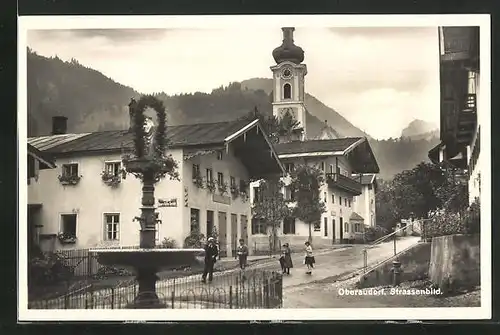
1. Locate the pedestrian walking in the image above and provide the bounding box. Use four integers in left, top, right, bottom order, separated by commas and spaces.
304, 241, 315, 275
202, 237, 219, 283
281, 243, 293, 275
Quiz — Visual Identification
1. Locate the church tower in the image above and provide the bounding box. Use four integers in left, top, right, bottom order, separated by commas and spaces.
271, 27, 308, 141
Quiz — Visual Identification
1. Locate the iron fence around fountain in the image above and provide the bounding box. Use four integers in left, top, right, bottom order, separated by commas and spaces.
28, 269, 283, 310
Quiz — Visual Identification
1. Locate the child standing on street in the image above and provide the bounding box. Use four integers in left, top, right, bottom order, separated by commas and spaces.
237, 238, 248, 281
304, 241, 315, 275
281, 243, 293, 275
236, 238, 248, 270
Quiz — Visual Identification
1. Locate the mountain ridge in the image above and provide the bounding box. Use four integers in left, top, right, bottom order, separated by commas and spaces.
401, 119, 439, 140
26, 50, 439, 180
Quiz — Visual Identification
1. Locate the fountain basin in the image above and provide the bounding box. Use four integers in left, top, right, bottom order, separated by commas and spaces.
89, 248, 205, 272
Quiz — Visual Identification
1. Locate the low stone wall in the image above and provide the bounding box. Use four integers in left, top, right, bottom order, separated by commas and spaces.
429, 234, 480, 292
250, 235, 334, 255
357, 242, 431, 288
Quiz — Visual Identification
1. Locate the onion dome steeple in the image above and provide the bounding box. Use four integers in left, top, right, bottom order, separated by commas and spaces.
272, 27, 305, 64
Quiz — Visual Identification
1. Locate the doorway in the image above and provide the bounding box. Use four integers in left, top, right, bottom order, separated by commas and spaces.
332, 218, 336, 244
231, 213, 238, 258
339, 217, 344, 242
218, 211, 227, 257
206, 210, 214, 237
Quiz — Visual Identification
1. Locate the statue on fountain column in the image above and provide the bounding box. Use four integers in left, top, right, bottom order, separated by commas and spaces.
143, 116, 157, 159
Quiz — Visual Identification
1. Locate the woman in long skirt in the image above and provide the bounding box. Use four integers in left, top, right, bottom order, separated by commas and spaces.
281, 243, 293, 275
304, 241, 315, 275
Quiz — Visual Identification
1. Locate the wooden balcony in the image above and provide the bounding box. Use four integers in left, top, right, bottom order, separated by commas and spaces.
457, 93, 478, 144
326, 173, 362, 196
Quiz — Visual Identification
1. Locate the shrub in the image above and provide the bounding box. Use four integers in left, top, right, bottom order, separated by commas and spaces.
93, 266, 133, 280
209, 225, 219, 242
364, 226, 389, 243
183, 229, 205, 248
464, 197, 480, 234
426, 198, 480, 238
161, 237, 177, 248
28, 252, 74, 288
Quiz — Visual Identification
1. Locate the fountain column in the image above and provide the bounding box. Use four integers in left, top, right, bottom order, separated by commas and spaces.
93, 95, 205, 311
128, 169, 166, 309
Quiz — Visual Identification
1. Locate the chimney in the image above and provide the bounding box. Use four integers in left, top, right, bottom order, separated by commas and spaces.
282, 27, 295, 44
51, 116, 68, 135
128, 98, 137, 131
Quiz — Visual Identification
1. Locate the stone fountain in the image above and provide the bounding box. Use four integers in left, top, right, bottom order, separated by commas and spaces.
90, 96, 204, 309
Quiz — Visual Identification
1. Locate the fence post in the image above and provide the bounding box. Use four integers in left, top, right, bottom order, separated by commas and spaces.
263, 278, 269, 308
229, 285, 233, 309
87, 251, 92, 279
423, 220, 427, 241
171, 278, 176, 309
111, 287, 115, 309
393, 233, 397, 256
362, 249, 367, 273
90, 285, 94, 309
64, 293, 69, 309
280, 272, 283, 303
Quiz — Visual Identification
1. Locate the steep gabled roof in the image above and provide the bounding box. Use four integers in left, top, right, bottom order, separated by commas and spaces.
28, 119, 256, 155
350, 212, 365, 221
28, 119, 285, 180
28, 133, 91, 151
28, 143, 56, 169
274, 137, 379, 174
274, 137, 363, 156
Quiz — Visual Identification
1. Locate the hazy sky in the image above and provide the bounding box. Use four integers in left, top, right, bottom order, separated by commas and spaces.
27, 27, 440, 139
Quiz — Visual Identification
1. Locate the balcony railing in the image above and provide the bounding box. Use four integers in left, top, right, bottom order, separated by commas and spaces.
325, 173, 362, 195
465, 93, 477, 112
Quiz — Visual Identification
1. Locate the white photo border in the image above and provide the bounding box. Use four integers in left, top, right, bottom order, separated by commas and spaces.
18, 14, 491, 321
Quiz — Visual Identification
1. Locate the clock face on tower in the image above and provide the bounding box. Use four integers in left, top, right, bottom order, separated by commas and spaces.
281, 68, 292, 79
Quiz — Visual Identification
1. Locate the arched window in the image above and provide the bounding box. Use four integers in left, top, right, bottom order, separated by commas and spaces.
283, 83, 292, 99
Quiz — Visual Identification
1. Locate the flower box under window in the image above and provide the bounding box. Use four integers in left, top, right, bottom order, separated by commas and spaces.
229, 176, 239, 196
192, 164, 204, 188
206, 180, 216, 193
230, 185, 239, 197
218, 181, 228, 195
58, 164, 81, 186
101, 162, 123, 187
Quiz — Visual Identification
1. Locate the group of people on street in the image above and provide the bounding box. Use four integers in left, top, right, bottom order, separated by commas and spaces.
279, 241, 315, 275
201, 236, 316, 283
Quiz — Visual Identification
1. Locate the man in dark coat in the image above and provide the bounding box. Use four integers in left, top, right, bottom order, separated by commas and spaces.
202, 237, 219, 283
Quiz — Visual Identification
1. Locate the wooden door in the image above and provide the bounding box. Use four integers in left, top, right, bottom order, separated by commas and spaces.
240, 215, 248, 245
218, 211, 227, 257
339, 217, 343, 242
206, 210, 214, 237
231, 213, 238, 257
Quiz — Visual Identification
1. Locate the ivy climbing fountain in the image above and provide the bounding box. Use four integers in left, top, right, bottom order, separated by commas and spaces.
91, 95, 204, 309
